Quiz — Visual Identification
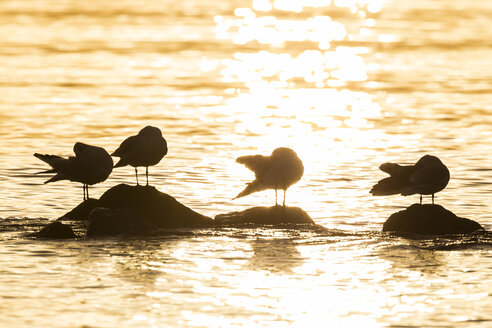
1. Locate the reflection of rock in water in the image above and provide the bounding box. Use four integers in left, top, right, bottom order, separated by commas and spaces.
112, 239, 174, 286
246, 238, 303, 273
383, 204, 484, 235
378, 245, 443, 275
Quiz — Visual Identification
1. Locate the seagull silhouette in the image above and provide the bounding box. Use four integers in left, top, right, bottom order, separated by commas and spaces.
370, 154, 450, 204
112, 126, 168, 186
234, 147, 304, 206
34, 142, 113, 200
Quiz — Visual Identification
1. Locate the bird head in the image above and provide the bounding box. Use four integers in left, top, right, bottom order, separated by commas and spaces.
138, 126, 162, 137
73, 142, 90, 155
271, 147, 298, 160
415, 154, 443, 168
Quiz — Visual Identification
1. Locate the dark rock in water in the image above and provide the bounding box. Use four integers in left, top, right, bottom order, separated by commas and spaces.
97, 184, 213, 228
56, 184, 212, 236
59, 198, 99, 221
215, 206, 314, 226
87, 207, 157, 236
383, 204, 484, 235
34, 221, 77, 239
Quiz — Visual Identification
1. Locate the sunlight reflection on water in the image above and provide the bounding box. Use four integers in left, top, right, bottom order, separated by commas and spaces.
1, 0, 492, 327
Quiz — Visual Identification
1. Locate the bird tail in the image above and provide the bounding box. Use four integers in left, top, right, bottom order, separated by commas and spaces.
33, 153, 68, 184
34, 153, 62, 167
233, 181, 266, 200
35, 169, 56, 174
113, 158, 127, 168
43, 174, 66, 184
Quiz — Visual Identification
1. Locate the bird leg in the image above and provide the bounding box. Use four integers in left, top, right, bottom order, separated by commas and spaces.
83, 184, 88, 201
135, 167, 139, 185
432, 194, 434, 205
275, 189, 278, 207
420, 194, 422, 205
86, 184, 90, 200
146, 166, 149, 186
283, 189, 286, 207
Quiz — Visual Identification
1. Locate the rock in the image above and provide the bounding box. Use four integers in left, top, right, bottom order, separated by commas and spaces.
215, 206, 315, 226
383, 204, 484, 235
59, 198, 100, 221
86, 207, 156, 236
34, 221, 77, 239
56, 184, 213, 236
97, 184, 213, 228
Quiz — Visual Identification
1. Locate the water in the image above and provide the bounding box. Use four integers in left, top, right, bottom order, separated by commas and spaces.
1, 0, 492, 326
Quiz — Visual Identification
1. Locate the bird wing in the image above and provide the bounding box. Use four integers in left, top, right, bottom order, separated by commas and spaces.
71, 147, 113, 184
409, 163, 445, 185
236, 155, 270, 179
379, 162, 401, 175
370, 177, 403, 195
370, 163, 414, 196
400, 162, 449, 196
112, 135, 139, 157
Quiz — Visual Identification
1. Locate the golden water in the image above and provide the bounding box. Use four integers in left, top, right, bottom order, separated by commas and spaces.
1, 0, 492, 327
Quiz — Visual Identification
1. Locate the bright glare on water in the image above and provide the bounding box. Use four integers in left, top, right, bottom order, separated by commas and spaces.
1, 0, 492, 327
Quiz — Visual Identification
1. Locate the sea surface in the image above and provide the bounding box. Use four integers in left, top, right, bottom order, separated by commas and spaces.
1, 0, 492, 327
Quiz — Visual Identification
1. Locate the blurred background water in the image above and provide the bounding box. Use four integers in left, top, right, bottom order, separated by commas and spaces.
1, 0, 492, 327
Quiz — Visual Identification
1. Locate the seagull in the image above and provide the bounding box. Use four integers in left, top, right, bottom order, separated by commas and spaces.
370, 155, 450, 204
34, 142, 113, 201
234, 147, 304, 206
112, 126, 168, 186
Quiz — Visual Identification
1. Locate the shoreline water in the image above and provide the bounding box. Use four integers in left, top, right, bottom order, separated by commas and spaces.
2, 0, 492, 326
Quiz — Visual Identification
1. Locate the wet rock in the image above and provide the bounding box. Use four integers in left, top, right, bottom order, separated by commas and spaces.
86, 207, 156, 236
97, 184, 213, 228
34, 221, 77, 239
383, 204, 484, 235
59, 198, 100, 221
215, 206, 314, 226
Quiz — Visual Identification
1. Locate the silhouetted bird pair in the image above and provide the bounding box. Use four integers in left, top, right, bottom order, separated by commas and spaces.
234, 152, 449, 206
34, 127, 450, 206
34, 126, 167, 200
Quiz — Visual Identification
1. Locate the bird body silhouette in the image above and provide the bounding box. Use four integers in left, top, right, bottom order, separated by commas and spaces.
234, 147, 304, 206
34, 142, 113, 200
370, 155, 450, 204
112, 126, 167, 185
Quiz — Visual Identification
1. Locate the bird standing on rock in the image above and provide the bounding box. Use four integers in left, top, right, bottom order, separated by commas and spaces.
112, 126, 168, 186
234, 147, 304, 206
370, 154, 450, 204
34, 142, 113, 201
